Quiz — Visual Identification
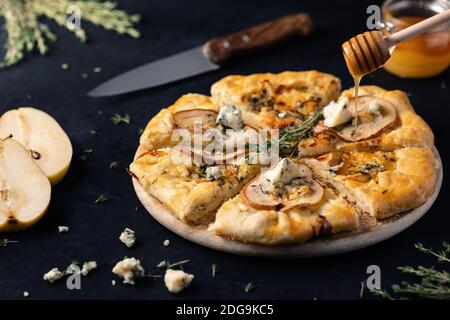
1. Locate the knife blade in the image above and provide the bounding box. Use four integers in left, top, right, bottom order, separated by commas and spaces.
88, 12, 313, 97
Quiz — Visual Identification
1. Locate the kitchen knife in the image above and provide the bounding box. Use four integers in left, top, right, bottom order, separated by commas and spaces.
88, 12, 313, 97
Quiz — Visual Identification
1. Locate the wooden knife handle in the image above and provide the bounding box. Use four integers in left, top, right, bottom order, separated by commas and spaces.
202, 12, 313, 65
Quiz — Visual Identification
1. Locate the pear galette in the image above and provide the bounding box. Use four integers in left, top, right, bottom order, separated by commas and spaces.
130, 71, 439, 246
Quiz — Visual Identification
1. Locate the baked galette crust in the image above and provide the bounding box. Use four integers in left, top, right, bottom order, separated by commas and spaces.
209, 188, 358, 245
305, 147, 438, 219
211, 71, 341, 129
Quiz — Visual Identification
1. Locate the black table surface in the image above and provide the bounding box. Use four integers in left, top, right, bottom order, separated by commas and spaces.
0, 0, 448, 300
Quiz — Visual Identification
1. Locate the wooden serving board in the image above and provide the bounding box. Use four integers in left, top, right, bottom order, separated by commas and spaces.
132, 146, 443, 258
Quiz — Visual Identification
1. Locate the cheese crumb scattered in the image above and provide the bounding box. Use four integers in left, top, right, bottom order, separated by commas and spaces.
58, 226, 69, 233
81, 261, 97, 276
368, 100, 382, 117
206, 166, 221, 181
216, 105, 243, 130
264, 158, 304, 185
323, 98, 352, 127
23, 291, 29, 297
111, 280, 116, 286
112, 257, 145, 285
163, 239, 170, 247
164, 269, 194, 293
43, 268, 64, 283
119, 228, 136, 248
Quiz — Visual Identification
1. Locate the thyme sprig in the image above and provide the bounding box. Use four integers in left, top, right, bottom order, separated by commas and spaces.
277, 109, 323, 156
111, 113, 131, 125
371, 242, 450, 300
157, 259, 190, 269
0, 238, 18, 247
0, 0, 140, 67
246, 109, 322, 160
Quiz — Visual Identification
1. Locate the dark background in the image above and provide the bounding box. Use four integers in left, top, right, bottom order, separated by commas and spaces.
0, 0, 448, 300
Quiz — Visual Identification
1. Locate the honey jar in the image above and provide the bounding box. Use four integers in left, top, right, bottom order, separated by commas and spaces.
382, 0, 450, 78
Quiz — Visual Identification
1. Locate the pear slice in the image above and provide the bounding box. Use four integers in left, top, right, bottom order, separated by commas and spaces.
0, 107, 72, 185
241, 163, 324, 211
334, 96, 397, 142
0, 139, 51, 232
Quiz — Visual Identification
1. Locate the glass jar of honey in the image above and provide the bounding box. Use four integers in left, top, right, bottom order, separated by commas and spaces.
382, 0, 450, 78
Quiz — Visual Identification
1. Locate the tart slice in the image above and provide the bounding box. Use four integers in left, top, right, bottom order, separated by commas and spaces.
298, 86, 434, 157
304, 147, 438, 219
129, 147, 259, 225
209, 158, 359, 245
210, 71, 341, 129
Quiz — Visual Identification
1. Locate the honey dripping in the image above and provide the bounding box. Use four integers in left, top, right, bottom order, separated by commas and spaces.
342, 29, 394, 140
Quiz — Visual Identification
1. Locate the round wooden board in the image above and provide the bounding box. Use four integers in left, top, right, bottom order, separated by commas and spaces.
132, 147, 443, 258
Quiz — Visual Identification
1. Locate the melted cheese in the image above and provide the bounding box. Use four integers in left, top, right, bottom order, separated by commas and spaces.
337, 151, 397, 176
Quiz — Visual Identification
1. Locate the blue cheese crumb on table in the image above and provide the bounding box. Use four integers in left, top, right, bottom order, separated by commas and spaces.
119, 228, 136, 248
43, 268, 64, 283
81, 261, 97, 276
112, 257, 145, 285
58, 226, 69, 233
164, 269, 194, 293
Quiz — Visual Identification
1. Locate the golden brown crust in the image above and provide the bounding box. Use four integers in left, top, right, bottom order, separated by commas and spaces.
211, 71, 341, 129
305, 147, 438, 219
139, 94, 217, 149
299, 86, 434, 157
209, 188, 358, 245
337, 86, 434, 151
129, 148, 259, 224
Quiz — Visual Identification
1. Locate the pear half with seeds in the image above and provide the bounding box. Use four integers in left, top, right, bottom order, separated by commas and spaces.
0, 139, 51, 232
0, 107, 72, 185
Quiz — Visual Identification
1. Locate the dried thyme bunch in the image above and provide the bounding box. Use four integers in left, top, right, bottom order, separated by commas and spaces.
371, 242, 450, 300
0, 0, 140, 67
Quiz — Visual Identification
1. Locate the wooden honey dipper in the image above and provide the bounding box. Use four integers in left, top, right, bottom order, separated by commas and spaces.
342, 9, 450, 77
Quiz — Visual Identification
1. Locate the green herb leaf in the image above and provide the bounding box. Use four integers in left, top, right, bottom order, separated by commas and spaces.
211, 263, 218, 277
109, 161, 120, 170
145, 273, 162, 279
0, 0, 140, 67
71, 259, 80, 266
79, 148, 93, 160
360, 281, 365, 298
246, 108, 323, 159
157, 259, 190, 269
94, 194, 108, 204
244, 282, 255, 293
0, 239, 18, 247
111, 114, 131, 125
370, 242, 450, 300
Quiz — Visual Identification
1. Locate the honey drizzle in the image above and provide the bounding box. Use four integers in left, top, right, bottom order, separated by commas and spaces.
353, 75, 361, 138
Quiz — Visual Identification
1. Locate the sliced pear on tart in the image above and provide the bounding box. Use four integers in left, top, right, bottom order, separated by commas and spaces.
241, 159, 324, 211
172, 109, 218, 131
333, 96, 397, 142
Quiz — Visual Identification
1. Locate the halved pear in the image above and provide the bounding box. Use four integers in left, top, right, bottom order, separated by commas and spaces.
0, 139, 51, 232
0, 107, 72, 185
